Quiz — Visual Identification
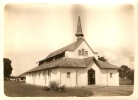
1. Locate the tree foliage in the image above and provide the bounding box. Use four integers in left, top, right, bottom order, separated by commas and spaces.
98, 56, 108, 62
118, 65, 134, 84
3, 58, 13, 78
128, 70, 134, 84
118, 65, 128, 78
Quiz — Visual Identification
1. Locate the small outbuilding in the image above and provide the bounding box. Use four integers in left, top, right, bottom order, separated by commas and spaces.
16, 73, 26, 82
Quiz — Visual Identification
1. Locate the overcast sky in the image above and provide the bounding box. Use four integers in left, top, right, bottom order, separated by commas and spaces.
4, 4, 135, 76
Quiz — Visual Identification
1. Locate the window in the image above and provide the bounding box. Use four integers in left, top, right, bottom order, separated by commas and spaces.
67, 72, 70, 78
85, 51, 88, 56
78, 49, 88, 56
82, 49, 85, 55
48, 69, 52, 78
78, 50, 81, 55
110, 73, 112, 78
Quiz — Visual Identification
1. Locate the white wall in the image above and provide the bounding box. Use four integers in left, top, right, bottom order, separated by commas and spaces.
26, 63, 119, 87
60, 68, 76, 87
98, 69, 119, 86
26, 68, 61, 86
82, 61, 119, 86
66, 41, 96, 59
60, 68, 88, 87
76, 68, 87, 87
107, 69, 119, 86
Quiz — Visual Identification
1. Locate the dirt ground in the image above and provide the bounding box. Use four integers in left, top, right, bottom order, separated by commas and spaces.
85, 85, 133, 96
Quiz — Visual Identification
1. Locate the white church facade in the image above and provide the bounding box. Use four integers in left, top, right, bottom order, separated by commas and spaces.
25, 16, 119, 87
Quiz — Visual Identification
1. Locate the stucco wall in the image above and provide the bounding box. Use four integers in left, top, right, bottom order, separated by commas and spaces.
60, 68, 87, 87
98, 69, 119, 86
26, 68, 61, 86
26, 63, 119, 87
107, 69, 119, 86
66, 41, 96, 59
83, 61, 119, 86
85, 61, 101, 85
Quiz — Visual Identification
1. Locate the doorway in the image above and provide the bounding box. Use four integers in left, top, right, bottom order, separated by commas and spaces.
88, 69, 95, 85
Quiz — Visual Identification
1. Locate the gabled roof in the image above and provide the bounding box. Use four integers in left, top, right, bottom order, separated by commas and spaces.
93, 57, 119, 69
38, 38, 97, 62
26, 58, 65, 73
25, 57, 119, 73
26, 58, 87, 73
84, 57, 94, 66
45, 38, 84, 59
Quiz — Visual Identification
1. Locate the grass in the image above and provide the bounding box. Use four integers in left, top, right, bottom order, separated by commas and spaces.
119, 78, 133, 85
4, 80, 134, 97
4, 81, 93, 97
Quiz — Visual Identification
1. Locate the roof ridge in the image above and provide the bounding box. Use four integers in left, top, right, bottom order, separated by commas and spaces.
83, 39, 98, 54
68, 38, 84, 51
93, 57, 102, 68
83, 56, 94, 66
68, 41, 78, 51
46, 41, 77, 59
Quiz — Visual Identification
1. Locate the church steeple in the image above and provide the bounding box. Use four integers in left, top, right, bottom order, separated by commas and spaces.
75, 16, 84, 39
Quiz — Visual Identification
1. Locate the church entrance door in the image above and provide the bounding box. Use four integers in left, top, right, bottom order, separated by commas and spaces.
88, 69, 95, 85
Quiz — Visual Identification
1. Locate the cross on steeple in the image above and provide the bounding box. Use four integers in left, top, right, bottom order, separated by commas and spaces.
75, 16, 84, 39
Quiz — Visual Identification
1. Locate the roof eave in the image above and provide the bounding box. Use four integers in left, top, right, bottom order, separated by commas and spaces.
26, 66, 59, 74
59, 66, 86, 68
100, 68, 119, 69
83, 39, 98, 54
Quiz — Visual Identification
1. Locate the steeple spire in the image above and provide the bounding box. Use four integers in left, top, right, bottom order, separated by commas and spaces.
75, 16, 84, 39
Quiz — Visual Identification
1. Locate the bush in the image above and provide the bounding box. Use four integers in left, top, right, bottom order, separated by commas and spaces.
49, 81, 59, 91
43, 86, 50, 91
43, 81, 66, 92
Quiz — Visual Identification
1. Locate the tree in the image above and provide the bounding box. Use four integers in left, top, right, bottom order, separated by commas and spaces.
3, 58, 13, 79
128, 70, 134, 84
118, 65, 129, 79
118, 65, 134, 84
98, 56, 108, 62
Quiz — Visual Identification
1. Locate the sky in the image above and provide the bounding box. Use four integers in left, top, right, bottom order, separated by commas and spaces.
4, 4, 135, 76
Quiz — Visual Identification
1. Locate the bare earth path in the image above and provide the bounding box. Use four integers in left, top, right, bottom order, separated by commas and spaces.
85, 85, 133, 96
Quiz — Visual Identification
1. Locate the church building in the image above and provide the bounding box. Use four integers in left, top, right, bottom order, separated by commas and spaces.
25, 16, 119, 87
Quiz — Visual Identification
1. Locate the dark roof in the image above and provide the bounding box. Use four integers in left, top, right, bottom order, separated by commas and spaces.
26, 57, 119, 73
26, 58, 87, 73
84, 57, 94, 66
46, 38, 84, 59
93, 57, 119, 69
38, 38, 97, 62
